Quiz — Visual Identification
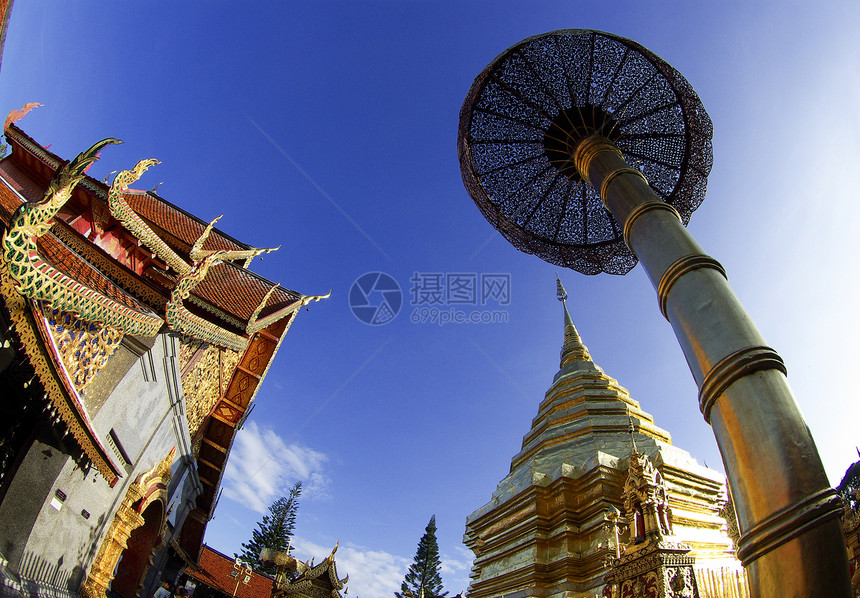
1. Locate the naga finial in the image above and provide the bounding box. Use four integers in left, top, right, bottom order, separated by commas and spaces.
107, 158, 191, 275
111, 158, 160, 191
190, 215, 279, 264
4, 102, 43, 131
190, 215, 223, 262
29, 137, 121, 235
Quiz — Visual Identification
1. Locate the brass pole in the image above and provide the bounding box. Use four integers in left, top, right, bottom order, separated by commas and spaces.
573, 135, 850, 597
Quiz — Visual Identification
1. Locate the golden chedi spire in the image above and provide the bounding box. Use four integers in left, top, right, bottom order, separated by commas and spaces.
464, 280, 741, 598
555, 276, 591, 367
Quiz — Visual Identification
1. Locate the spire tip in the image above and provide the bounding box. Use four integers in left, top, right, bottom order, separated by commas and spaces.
556, 276, 568, 302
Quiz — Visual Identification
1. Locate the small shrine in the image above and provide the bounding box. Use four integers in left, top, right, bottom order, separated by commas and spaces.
266, 544, 348, 598
602, 443, 700, 598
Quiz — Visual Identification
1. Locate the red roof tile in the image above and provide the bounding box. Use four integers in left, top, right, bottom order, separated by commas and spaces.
124, 191, 250, 254
185, 546, 273, 598
35, 233, 152, 313
193, 262, 302, 322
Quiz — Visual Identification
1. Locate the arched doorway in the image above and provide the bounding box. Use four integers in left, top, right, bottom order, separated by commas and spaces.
111, 500, 164, 597
81, 449, 174, 598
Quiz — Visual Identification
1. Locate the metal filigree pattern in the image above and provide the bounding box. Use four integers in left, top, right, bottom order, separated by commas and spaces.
46, 306, 123, 392
1, 140, 164, 336
458, 29, 713, 275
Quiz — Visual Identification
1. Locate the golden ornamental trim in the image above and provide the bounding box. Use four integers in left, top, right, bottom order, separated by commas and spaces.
736, 487, 843, 566
622, 200, 681, 253
46, 307, 124, 392
49, 221, 169, 312
0, 260, 120, 482
190, 214, 276, 264
698, 345, 785, 423
166, 251, 250, 351
183, 344, 239, 437
246, 288, 331, 336
656, 253, 726, 320
573, 135, 623, 185
81, 449, 175, 598
599, 167, 648, 205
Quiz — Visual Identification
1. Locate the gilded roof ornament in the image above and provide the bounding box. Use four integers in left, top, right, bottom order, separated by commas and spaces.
556, 277, 591, 366
190, 214, 278, 263
166, 251, 251, 351
1, 138, 163, 336
108, 159, 192, 275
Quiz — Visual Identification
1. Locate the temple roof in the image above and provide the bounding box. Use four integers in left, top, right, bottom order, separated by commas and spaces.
184, 545, 274, 598
0, 121, 319, 332
123, 190, 250, 254
0, 113, 327, 497
194, 262, 302, 323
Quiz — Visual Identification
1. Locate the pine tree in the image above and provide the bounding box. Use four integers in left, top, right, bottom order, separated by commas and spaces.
396, 515, 447, 598
237, 481, 302, 574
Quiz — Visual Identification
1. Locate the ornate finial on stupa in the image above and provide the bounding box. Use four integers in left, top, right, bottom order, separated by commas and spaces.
556, 276, 591, 367
628, 414, 639, 455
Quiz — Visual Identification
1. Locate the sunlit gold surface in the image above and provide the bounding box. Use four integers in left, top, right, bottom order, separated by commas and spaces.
464, 290, 740, 598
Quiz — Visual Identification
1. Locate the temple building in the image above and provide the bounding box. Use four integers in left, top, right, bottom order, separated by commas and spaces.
463, 280, 744, 598
0, 110, 327, 598
270, 545, 348, 598
182, 546, 274, 598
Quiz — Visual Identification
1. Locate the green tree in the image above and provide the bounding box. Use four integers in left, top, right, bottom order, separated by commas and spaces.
237, 481, 302, 574
396, 515, 447, 598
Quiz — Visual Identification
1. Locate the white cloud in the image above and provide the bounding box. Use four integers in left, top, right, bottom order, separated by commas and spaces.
222, 421, 330, 513
440, 546, 472, 596
291, 537, 410, 598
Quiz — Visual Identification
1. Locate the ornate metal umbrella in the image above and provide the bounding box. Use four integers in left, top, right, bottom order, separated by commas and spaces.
458, 29, 712, 275
458, 29, 850, 596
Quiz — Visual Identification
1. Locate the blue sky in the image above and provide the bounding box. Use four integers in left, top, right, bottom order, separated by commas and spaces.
2, 2, 860, 598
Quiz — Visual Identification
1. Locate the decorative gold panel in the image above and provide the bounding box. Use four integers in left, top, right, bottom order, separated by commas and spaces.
181, 340, 239, 437
44, 306, 123, 392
